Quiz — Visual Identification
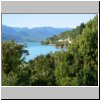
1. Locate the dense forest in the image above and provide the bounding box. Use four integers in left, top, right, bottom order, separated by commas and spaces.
2, 15, 98, 86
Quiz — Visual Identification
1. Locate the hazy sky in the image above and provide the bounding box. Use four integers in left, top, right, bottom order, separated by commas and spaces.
2, 14, 96, 28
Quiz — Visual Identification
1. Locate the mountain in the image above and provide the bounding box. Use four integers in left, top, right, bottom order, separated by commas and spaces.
41, 23, 85, 48
2, 25, 72, 42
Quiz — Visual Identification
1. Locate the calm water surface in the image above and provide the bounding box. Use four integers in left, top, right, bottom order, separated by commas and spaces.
23, 42, 65, 62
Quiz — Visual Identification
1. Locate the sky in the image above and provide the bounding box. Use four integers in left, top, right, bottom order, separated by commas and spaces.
2, 14, 96, 28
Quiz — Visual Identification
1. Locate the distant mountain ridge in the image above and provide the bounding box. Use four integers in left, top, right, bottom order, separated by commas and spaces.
2, 25, 72, 42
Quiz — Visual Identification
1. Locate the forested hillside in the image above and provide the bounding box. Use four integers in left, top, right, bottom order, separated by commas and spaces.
41, 23, 85, 48
2, 15, 98, 86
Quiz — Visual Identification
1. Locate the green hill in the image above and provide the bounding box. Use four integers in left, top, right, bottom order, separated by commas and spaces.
2, 15, 98, 86
41, 23, 85, 48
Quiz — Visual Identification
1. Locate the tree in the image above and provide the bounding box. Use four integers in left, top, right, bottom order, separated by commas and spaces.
2, 40, 28, 74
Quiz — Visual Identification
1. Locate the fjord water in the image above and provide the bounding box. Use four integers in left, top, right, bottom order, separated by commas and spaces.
23, 42, 64, 62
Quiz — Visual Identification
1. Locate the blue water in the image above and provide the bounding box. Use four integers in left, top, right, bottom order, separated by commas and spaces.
22, 42, 64, 62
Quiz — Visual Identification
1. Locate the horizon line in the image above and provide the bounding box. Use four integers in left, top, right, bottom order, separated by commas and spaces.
2, 24, 74, 29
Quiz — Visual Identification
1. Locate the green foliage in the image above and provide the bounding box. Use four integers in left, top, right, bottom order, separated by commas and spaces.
16, 66, 32, 86
67, 15, 98, 86
28, 54, 56, 86
2, 40, 29, 86
54, 15, 98, 86
2, 15, 98, 86
41, 22, 85, 48
2, 71, 17, 86
2, 40, 28, 74
75, 15, 98, 86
